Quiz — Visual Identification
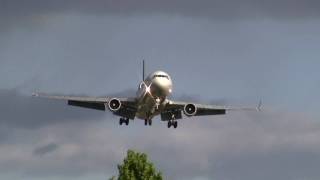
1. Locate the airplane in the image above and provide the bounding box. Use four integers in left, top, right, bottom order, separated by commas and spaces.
33, 61, 261, 128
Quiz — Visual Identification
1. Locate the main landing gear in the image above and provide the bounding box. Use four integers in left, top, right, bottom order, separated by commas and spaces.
119, 117, 129, 126
144, 119, 152, 126
167, 120, 178, 129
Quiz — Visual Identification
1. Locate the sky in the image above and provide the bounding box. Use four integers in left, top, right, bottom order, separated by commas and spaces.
1, 0, 320, 179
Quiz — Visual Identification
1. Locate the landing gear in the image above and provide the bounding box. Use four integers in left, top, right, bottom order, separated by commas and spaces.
144, 119, 152, 126
119, 118, 129, 126
167, 120, 178, 129
173, 121, 177, 128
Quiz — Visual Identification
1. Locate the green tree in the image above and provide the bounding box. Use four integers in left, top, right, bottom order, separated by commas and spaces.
112, 150, 163, 180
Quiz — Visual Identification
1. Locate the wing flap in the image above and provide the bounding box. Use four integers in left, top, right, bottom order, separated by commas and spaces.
68, 100, 106, 111
195, 107, 226, 116
165, 100, 258, 118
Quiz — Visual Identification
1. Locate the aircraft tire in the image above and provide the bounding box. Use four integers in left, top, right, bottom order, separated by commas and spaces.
173, 121, 178, 129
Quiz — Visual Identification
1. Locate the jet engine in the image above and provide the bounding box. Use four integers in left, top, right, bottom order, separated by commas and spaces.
108, 98, 121, 111
184, 104, 197, 116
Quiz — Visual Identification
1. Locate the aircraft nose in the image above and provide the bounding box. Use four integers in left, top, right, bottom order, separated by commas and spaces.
151, 78, 172, 96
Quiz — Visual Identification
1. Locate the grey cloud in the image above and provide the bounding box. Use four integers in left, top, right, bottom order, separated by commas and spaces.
0, 122, 121, 177
209, 150, 320, 180
0, 89, 106, 129
0, 88, 138, 129
0, 6, 320, 180
0, 110, 318, 180
0, 0, 320, 20
142, 111, 320, 180
33, 143, 59, 156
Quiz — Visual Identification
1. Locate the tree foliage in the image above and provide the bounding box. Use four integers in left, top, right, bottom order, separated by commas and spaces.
113, 150, 163, 180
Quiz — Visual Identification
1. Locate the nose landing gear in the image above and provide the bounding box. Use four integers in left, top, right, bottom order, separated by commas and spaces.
119, 118, 129, 126
167, 120, 178, 129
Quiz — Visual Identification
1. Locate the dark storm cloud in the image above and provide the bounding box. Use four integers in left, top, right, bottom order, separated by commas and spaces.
0, 0, 320, 19
0, 89, 106, 129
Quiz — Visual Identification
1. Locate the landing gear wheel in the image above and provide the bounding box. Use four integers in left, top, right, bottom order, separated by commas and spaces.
125, 118, 129, 126
173, 121, 178, 129
148, 119, 152, 126
119, 118, 123, 125
167, 121, 172, 128
144, 119, 148, 126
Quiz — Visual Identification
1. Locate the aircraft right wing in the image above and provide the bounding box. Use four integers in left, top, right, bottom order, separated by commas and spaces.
32, 92, 137, 112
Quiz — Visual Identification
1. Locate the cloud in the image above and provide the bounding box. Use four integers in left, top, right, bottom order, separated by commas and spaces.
0, 0, 320, 21
0, 6, 319, 180
140, 111, 320, 180
33, 143, 59, 156
0, 109, 319, 180
0, 88, 139, 130
0, 89, 107, 129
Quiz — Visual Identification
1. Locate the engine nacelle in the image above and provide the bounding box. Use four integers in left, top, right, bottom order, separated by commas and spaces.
108, 98, 121, 112
183, 104, 197, 116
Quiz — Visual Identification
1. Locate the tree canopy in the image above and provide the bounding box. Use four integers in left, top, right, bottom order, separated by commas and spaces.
111, 150, 163, 180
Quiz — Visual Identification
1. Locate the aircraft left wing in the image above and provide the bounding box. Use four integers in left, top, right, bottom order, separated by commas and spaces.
32, 93, 136, 111
164, 100, 261, 117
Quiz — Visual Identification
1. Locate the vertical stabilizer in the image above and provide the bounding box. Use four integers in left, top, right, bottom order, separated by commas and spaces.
142, 60, 145, 81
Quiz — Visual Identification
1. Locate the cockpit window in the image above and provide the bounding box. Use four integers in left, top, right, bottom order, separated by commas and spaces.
153, 75, 169, 80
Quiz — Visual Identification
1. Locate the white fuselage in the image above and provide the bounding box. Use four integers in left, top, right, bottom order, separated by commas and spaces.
135, 71, 173, 120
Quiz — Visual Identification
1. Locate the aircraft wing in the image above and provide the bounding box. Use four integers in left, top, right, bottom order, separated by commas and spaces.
165, 100, 261, 116
32, 92, 136, 111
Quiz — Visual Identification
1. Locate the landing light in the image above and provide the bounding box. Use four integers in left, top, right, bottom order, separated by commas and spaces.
146, 86, 151, 94
141, 82, 154, 98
